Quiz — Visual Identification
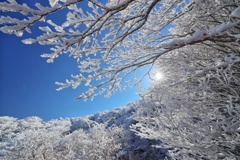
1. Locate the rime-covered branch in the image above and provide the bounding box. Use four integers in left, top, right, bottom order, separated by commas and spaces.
0, 0, 239, 101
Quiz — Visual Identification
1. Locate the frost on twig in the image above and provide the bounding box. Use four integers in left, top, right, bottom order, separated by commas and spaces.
131, 0, 240, 158
0, 0, 239, 101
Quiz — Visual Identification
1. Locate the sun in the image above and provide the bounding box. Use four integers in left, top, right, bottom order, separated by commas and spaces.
154, 72, 164, 80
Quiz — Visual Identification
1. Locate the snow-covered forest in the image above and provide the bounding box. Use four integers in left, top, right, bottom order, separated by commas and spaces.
0, 103, 170, 159
0, 0, 240, 159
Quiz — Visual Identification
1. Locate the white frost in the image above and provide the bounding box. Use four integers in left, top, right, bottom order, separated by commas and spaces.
22, 38, 35, 44
49, 0, 58, 7
15, 31, 23, 37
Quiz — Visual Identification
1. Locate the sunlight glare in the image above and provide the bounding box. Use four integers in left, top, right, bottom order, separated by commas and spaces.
155, 72, 164, 80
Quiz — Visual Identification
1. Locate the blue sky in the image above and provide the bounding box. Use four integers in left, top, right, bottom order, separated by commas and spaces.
0, 0, 150, 121
0, 31, 144, 121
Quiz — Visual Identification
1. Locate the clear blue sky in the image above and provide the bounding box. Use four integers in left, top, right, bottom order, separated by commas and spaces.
0, 0, 150, 121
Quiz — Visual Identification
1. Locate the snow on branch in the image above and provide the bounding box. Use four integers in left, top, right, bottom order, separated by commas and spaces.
0, 0, 239, 100
162, 20, 240, 49
0, 0, 82, 36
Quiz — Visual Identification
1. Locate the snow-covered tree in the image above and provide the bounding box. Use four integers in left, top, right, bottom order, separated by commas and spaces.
131, 0, 240, 159
0, 109, 171, 159
0, 116, 19, 158
1, 0, 239, 100
9, 129, 60, 159
1, 0, 240, 158
55, 123, 123, 160
0, 116, 126, 160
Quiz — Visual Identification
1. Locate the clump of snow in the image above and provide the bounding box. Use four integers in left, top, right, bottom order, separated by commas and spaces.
22, 38, 35, 44
163, 20, 240, 49
15, 31, 23, 37
49, 0, 59, 7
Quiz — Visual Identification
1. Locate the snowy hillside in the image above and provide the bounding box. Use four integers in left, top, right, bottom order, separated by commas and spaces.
0, 101, 170, 160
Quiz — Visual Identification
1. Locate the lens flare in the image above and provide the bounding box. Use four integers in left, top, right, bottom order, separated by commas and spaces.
155, 72, 164, 80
